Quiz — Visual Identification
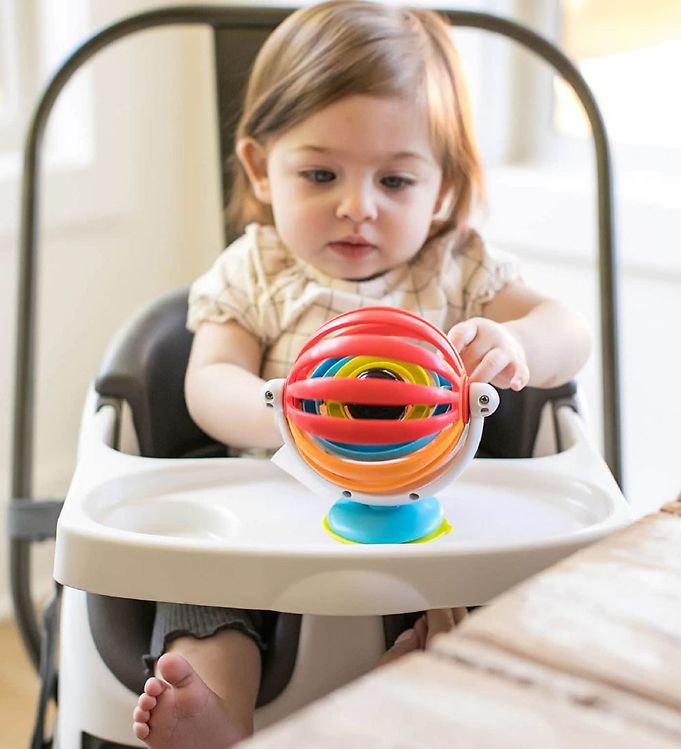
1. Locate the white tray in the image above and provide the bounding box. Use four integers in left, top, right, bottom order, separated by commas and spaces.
54, 405, 631, 615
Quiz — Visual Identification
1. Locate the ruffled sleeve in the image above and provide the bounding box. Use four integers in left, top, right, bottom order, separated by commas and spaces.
186, 224, 290, 345
441, 229, 520, 320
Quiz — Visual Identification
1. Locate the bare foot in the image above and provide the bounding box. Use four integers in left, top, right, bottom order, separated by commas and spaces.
378, 608, 467, 667
133, 652, 247, 749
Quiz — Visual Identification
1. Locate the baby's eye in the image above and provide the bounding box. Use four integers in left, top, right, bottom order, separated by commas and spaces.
381, 175, 415, 190
301, 169, 336, 184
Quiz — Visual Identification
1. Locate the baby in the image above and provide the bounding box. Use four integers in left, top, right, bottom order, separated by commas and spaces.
134, 2, 590, 746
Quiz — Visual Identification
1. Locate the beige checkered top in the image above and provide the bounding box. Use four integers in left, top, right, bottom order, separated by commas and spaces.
188, 223, 519, 380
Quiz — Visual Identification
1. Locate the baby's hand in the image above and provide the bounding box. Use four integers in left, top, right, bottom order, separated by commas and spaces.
448, 317, 529, 391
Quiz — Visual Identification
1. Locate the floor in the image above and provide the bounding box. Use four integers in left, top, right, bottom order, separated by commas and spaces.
0, 618, 42, 749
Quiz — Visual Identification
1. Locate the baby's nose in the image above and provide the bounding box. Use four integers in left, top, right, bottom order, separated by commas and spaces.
336, 186, 378, 223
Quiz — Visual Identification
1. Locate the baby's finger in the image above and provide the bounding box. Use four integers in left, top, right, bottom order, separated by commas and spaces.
469, 347, 512, 384
490, 361, 529, 391
509, 361, 530, 391
448, 319, 478, 351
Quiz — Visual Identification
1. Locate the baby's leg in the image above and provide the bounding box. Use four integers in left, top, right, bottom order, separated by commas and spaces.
133, 628, 261, 749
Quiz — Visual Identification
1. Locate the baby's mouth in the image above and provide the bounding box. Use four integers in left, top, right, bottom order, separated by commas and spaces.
328, 239, 377, 257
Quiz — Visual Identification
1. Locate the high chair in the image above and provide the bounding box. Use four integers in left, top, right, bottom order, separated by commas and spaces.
9, 7, 629, 748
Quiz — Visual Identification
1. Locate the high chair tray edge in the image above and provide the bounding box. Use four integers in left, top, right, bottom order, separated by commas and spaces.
54, 402, 631, 615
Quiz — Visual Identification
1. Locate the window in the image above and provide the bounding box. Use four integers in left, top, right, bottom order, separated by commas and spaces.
0, 0, 31, 166
0, 4, 14, 124
0, 0, 95, 236
0, 0, 92, 174
36, 0, 93, 169
556, 0, 681, 149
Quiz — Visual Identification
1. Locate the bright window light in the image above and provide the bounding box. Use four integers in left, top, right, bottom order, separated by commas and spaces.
0, 0, 19, 130
0, 0, 92, 169
556, 0, 681, 148
39, 0, 93, 168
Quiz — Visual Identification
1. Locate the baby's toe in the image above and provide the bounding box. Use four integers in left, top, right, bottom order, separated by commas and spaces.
133, 721, 150, 740
133, 705, 150, 723
425, 608, 454, 642
413, 615, 428, 649
143, 676, 166, 698
452, 606, 468, 625
138, 692, 157, 711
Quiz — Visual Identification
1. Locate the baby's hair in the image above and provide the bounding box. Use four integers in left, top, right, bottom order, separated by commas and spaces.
226, 0, 482, 236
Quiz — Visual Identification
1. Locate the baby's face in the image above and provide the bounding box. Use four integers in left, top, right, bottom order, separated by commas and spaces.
258, 95, 446, 281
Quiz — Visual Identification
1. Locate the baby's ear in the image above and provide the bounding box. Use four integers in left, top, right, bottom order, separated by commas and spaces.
433, 181, 453, 219
236, 138, 271, 203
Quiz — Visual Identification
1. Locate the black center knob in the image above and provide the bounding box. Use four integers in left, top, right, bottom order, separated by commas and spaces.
346, 369, 406, 420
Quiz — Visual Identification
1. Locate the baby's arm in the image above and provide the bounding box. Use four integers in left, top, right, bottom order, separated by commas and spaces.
448, 281, 591, 390
185, 320, 282, 449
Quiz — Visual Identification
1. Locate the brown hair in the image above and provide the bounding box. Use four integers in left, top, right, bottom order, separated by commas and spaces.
226, 0, 482, 236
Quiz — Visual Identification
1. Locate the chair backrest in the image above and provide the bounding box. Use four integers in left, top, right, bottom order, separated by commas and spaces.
214, 18, 282, 241
95, 286, 226, 458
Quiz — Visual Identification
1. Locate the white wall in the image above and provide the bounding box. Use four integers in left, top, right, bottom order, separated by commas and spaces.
481, 163, 681, 517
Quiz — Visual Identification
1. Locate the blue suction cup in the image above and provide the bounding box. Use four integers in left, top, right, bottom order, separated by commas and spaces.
327, 496, 443, 544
